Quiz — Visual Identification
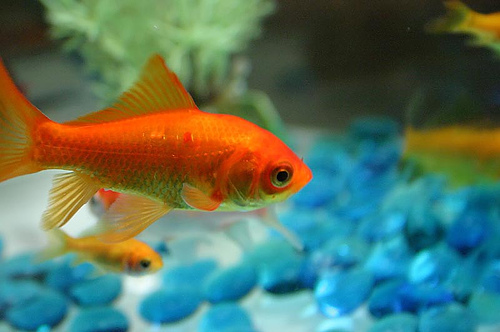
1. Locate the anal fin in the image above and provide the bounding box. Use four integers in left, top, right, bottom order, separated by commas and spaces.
96, 193, 172, 243
41, 172, 101, 230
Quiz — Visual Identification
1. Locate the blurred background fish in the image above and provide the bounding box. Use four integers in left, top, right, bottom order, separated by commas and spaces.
39, 229, 164, 276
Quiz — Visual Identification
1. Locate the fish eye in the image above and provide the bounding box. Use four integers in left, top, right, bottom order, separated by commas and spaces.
271, 164, 293, 188
139, 259, 151, 270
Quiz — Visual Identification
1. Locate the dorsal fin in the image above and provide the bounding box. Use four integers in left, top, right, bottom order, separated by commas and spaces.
66, 54, 198, 125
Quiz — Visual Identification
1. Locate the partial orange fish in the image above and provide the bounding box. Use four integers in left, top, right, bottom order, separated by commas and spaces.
40, 229, 163, 275
428, 1, 500, 48
0, 55, 312, 242
404, 125, 500, 186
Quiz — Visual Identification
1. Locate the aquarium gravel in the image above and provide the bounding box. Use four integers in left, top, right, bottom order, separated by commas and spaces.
2, 118, 500, 331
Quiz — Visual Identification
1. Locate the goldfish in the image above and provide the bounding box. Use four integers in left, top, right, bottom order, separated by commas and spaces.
404, 125, 500, 186
40, 229, 163, 275
427, 1, 500, 49
0, 54, 312, 242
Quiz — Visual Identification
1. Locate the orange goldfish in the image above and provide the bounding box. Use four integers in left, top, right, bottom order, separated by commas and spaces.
0, 54, 312, 242
428, 1, 500, 47
404, 125, 500, 186
40, 229, 163, 275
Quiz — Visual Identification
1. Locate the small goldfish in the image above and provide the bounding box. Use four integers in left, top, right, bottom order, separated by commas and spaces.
427, 1, 500, 48
0, 55, 312, 242
40, 229, 163, 275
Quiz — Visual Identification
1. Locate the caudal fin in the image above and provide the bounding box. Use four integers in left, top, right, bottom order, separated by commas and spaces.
37, 229, 72, 262
0, 59, 48, 182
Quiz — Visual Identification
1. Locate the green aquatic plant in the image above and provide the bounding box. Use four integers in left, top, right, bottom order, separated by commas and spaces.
41, 0, 275, 103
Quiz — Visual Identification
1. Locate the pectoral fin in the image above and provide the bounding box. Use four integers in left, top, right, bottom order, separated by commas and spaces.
181, 183, 221, 211
259, 207, 304, 252
96, 194, 172, 243
41, 172, 101, 230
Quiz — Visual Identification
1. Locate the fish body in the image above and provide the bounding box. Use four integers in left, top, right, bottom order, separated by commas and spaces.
0, 55, 312, 242
406, 126, 500, 158
41, 229, 163, 275
404, 126, 500, 186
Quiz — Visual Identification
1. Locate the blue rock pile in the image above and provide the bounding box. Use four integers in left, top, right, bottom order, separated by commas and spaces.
0, 253, 128, 331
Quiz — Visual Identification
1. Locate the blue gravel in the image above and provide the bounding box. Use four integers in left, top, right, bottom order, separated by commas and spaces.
199, 303, 256, 332
408, 244, 461, 284
69, 274, 122, 306
310, 236, 369, 270
0, 253, 55, 279
69, 307, 129, 332
204, 263, 257, 303
139, 288, 202, 324
364, 236, 411, 281
446, 210, 491, 254
468, 291, 500, 325
368, 313, 418, 332
398, 282, 454, 313
5, 288, 68, 331
419, 303, 477, 332
368, 278, 407, 317
0, 279, 46, 314
162, 259, 218, 291
44, 261, 94, 292
314, 269, 374, 317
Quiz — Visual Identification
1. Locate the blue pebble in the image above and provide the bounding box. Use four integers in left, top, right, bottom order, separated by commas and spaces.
443, 255, 482, 302
244, 240, 297, 270
163, 259, 218, 291
139, 288, 202, 324
245, 240, 304, 294
0, 279, 46, 314
259, 252, 304, 294
479, 260, 500, 293
199, 303, 255, 332
0, 253, 56, 279
298, 257, 318, 289
291, 169, 342, 208
5, 289, 68, 331
311, 236, 369, 270
468, 291, 500, 325
404, 207, 444, 252
418, 303, 477, 332
408, 244, 461, 284
69, 307, 129, 332
367, 313, 418, 332
367, 278, 407, 317
204, 263, 257, 303
314, 269, 374, 318
358, 211, 406, 243
398, 283, 454, 313
446, 210, 490, 254
70, 274, 122, 306
297, 217, 354, 252
364, 236, 411, 281
45, 261, 94, 292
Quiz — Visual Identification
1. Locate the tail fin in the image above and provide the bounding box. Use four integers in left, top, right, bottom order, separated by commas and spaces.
0, 59, 48, 182
37, 229, 72, 262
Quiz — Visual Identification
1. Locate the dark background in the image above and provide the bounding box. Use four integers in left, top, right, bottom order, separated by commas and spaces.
1, 0, 500, 129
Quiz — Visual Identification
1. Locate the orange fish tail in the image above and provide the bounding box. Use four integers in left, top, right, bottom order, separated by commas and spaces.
0, 59, 48, 182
